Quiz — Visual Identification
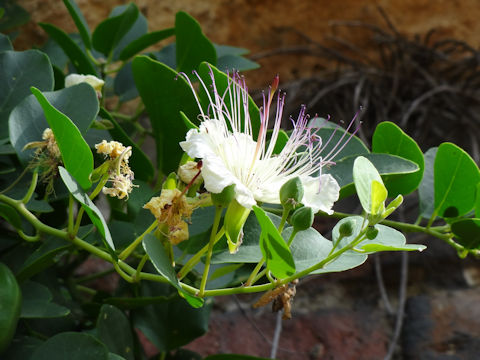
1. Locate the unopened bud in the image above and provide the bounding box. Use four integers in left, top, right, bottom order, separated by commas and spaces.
290, 206, 314, 231
366, 226, 379, 240
339, 221, 354, 237
280, 177, 304, 211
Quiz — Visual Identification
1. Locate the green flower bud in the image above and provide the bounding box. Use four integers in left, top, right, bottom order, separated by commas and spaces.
162, 172, 177, 190
280, 177, 304, 210
366, 226, 379, 240
339, 220, 354, 237
290, 206, 314, 231
225, 200, 251, 254
211, 184, 236, 207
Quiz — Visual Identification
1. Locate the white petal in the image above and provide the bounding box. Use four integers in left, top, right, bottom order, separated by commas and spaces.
301, 174, 340, 214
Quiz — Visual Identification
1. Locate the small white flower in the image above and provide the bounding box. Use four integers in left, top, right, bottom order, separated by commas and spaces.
65, 73, 105, 94
180, 69, 357, 214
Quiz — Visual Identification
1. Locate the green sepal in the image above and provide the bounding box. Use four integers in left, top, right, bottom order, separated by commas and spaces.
225, 200, 251, 254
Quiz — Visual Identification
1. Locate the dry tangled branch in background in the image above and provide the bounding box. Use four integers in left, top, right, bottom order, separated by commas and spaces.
252, 7, 480, 161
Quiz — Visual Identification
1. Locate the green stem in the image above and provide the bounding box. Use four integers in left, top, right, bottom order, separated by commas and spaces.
246, 261, 264, 286
198, 206, 223, 297
75, 268, 116, 283
22, 170, 38, 204
68, 194, 75, 235
177, 226, 225, 280
287, 229, 298, 247
119, 220, 158, 260
135, 254, 149, 282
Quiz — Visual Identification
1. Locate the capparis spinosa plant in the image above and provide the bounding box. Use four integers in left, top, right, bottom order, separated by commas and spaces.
0, 1, 479, 359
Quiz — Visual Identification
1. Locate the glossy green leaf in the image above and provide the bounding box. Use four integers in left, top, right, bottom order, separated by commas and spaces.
31, 332, 109, 360
252, 206, 296, 278
0, 1, 29, 32
20, 281, 70, 318
97, 305, 134, 360
197, 62, 260, 138
217, 55, 260, 72
433, 142, 480, 218
286, 226, 367, 275
132, 55, 199, 174
113, 62, 138, 102
214, 44, 249, 57
333, 216, 425, 254
372, 121, 424, 196
100, 108, 154, 181
104, 294, 174, 309
111, 4, 148, 61
59, 166, 115, 251
39, 23, 97, 75
476, 183, 480, 218
325, 153, 419, 199
451, 218, 480, 249
132, 281, 210, 352
31, 87, 93, 189
418, 147, 437, 218
10, 84, 98, 165
143, 234, 203, 308
0, 50, 53, 138
308, 117, 369, 161
62, 0, 91, 49
0, 203, 21, 229
92, 3, 139, 56
371, 180, 387, 215
0, 33, 12, 52
119, 28, 175, 61
175, 11, 216, 73
353, 156, 385, 214
17, 237, 70, 282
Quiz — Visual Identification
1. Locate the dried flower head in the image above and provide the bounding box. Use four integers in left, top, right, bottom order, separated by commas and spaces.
23, 127, 62, 194
253, 280, 298, 319
95, 140, 136, 199
144, 188, 194, 245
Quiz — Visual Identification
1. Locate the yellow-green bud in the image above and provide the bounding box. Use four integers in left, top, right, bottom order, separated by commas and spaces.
280, 177, 304, 211
290, 206, 314, 231
211, 184, 236, 207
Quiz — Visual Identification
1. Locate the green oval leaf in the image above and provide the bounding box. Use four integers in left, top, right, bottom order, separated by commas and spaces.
119, 28, 175, 61
97, 305, 134, 360
309, 117, 369, 161
31, 332, 109, 360
142, 234, 203, 308
353, 156, 384, 214
451, 218, 480, 250
31, 87, 93, 190
0, 50, 53, 138
326, 153, 419, 199
20, 281, 70, 318
175, 11, 216, 73
10, 84, 98, 165
434, 142, 480, 218
418, 147, 437, 218
132, 55, 199, 174
59, 166, 115, 251
111, 4, 148, 61
372, 121, 424, 196
39, 23, 97, 75
252, 206, 296, 279
92, 3, 139, 56
62, 0, 91, 49
216, 54, 260, 72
